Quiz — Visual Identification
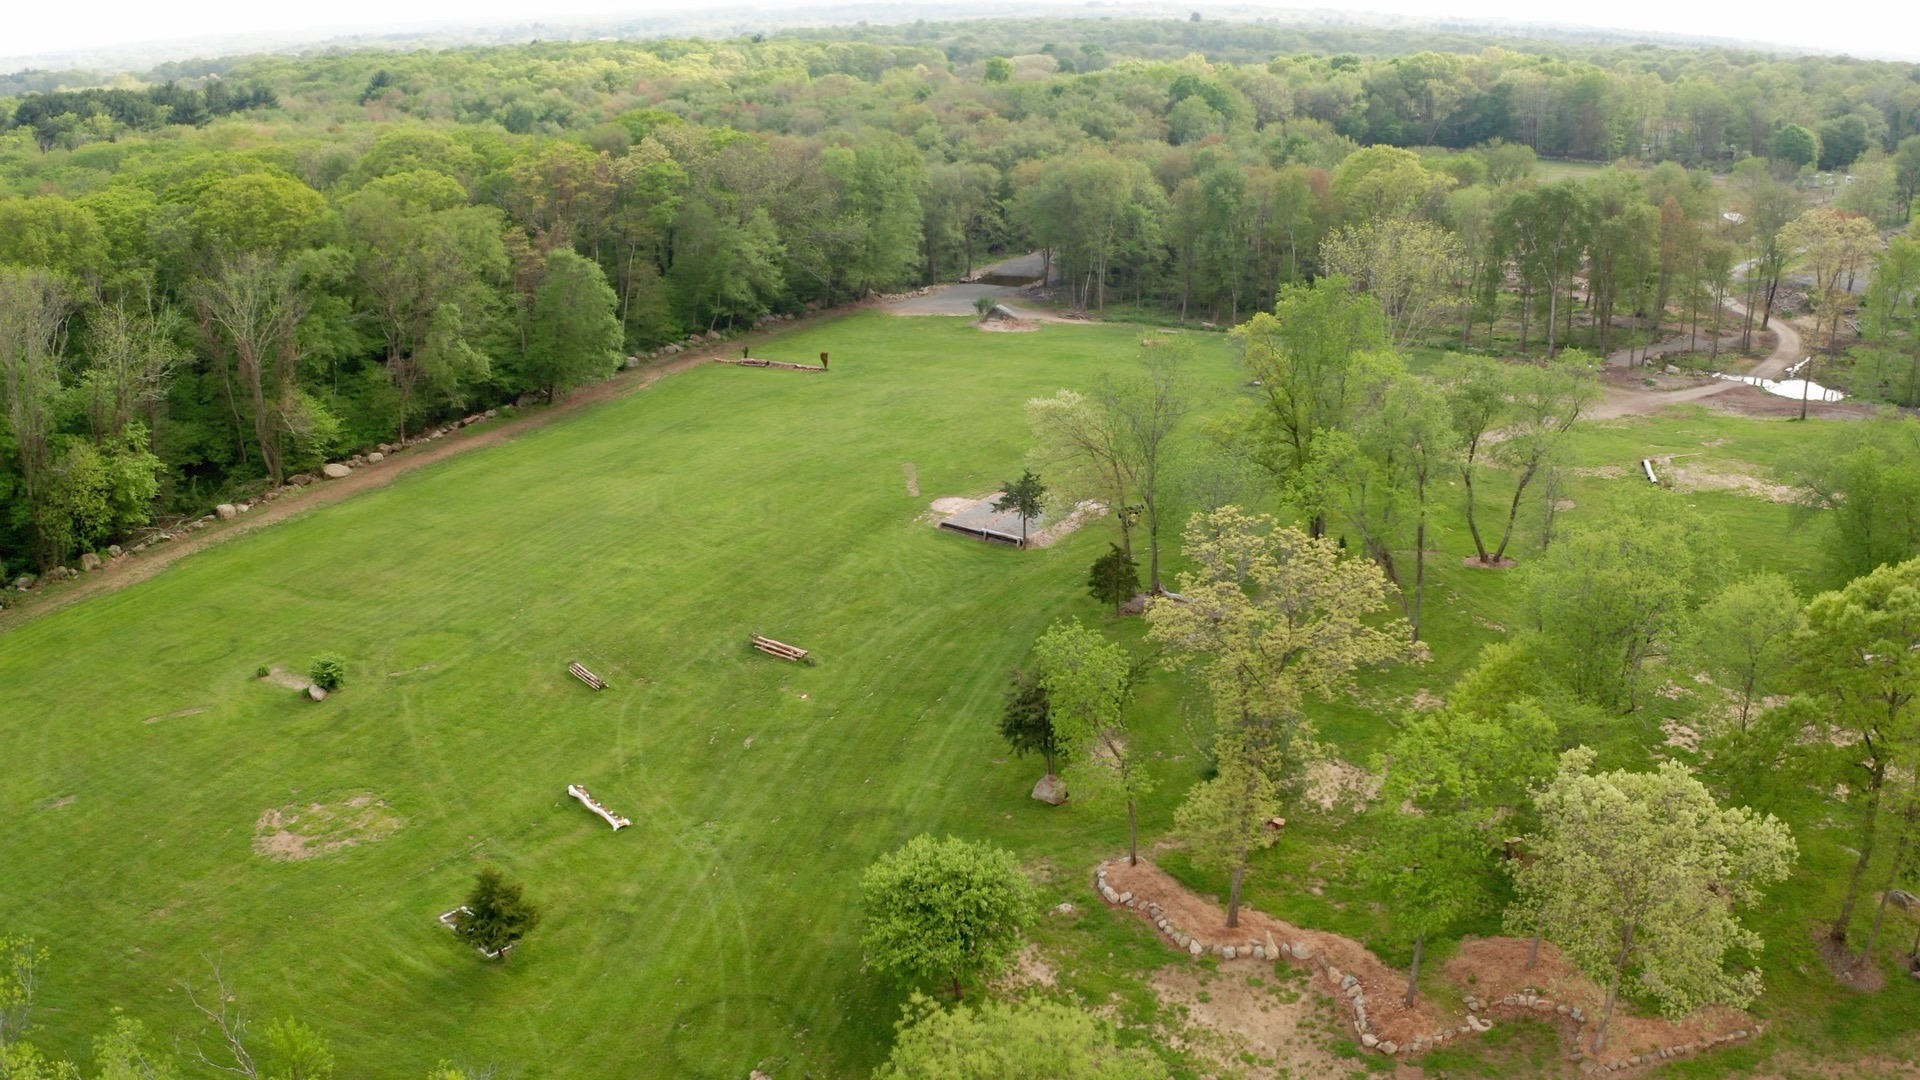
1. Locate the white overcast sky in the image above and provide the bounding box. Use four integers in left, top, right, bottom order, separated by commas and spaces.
5, 0, 1917, 65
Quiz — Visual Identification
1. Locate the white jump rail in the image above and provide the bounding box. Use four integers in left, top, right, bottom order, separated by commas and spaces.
1642, 458, 1659, 484
568, 784, 632, 830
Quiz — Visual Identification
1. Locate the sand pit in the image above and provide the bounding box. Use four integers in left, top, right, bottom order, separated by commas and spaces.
254, 793, 402, 861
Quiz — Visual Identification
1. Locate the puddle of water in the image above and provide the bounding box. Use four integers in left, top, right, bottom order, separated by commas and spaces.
1715, 373, 1845, 402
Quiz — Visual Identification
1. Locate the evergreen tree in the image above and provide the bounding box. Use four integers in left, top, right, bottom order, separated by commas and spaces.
453, 868, 541, 960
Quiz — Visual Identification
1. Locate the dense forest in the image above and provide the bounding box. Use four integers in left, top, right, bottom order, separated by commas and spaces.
1, 17, 1918, 579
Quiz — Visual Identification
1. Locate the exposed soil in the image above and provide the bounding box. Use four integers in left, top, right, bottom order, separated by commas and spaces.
1027, 500, 1105, 548
139, 705, 208, 725
1103, 858, 1452, 1047
262, 666, 312, 691
1462, 555, 1517, 569
0, 345, 723, 635
1150, 959, 1359, 1079
1102, 858, 1762, 1070
1660, 458, 1800, 503
901, 461, 920, 496
976, 316, 1042, 332
253, 793, 402, 861
1301, 758, 1382, 814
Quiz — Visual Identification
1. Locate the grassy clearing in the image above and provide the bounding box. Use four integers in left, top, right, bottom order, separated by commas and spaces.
3, 314, 1916, 1077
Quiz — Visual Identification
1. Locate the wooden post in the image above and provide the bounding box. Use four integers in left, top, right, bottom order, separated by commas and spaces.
820, 352, 829, 370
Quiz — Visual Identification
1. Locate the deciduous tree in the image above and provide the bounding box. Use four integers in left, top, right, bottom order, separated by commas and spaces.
875, 994, 1168, 1080
1033, 620, 1150, 864
1508, 749, 1794, 1054
860, 835, 1035, 999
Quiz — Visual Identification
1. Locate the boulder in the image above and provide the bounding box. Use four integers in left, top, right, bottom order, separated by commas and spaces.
216, 503, 238, 520
1188, 940, 1203, 956
1222, 945, 1236, 960
1291, 941, 1313, 960
366, 452, 384, 464
1031, 773, 1068, 805
80, 552, 103, 572
288, 474, 313, 487
662, 343, 682, 355
321, 463, 352, 480
306, 684, 328, 702
1361, 1033, 1378, 1048
12, 574, 35, 590
988, 303, 1018, 319
108, 545, 123, 558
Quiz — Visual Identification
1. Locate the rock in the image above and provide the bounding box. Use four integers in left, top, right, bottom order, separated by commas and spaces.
107, 544, 123, 558
1379, 1041, 1397, 1054
662, 343, 682, 355
1031, 773, 1068, 805
306, 685, 328, 702
80, 552, 103, 572
1251, 945, 1265, 960
1188, 940, 1203, 956
288, 474, 313, 487
378, 443, 393, 454
1291, 941, 1313, 960
1360, 1033, 1378, 1048
704, 329, 723, 342
1054, 902, 1075, 915
1117, 891, 1132, 904
1468, 1016, 1493, 1033
1341, 974, 1358, 990
1890, 889, 1919, 911
12, 574, 34, 589
1570, 1007, 1584, 1022
216, 503, 238, 520
366, 451, 384, 463
1222, 946, 1236, 960
321, 463, 351, 480
1346, 984, 1362, 999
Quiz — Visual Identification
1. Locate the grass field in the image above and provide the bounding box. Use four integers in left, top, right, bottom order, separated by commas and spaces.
4, 311, 1918, 1078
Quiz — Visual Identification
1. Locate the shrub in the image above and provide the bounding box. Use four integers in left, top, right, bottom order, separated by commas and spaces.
308, 654, 346, 692
255, 664, 270, 679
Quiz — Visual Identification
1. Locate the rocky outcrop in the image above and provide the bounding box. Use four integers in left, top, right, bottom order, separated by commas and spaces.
1031, 774, 1068, 805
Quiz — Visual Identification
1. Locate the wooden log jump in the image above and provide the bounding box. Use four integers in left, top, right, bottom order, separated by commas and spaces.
569, 661, 606, 690
716, 357, 828, 372
567, 784, 631, 830
1641, 458, 1659, 484
751, 634, 811, 663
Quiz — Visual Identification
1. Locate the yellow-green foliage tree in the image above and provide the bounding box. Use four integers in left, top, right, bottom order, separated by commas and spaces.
1508, 749, 1794, 1055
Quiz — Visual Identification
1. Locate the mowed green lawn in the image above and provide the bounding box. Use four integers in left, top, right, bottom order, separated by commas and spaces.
0, 313, 1246, 1079
6, 311, 1915, 1079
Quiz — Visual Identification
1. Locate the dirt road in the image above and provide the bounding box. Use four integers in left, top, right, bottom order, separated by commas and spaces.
1593, 300, 1805, 419
0, 348, 722, 634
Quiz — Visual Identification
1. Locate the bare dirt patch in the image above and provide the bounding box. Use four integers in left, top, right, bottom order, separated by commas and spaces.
1105, 859, 1761, 1070
1028, 500, 1106, 548
262, 666, 312, 691
1446, 937, 1755, 1064
1660, 458, 1800, 503
1462, 555, 1517, 570
976, 316, 1041, 332
140, 705, 209, 724
901, 461, 919, 496
254, 794, 402, 861
996, 944, 1060, 992
1302, 758, 1381, 813
1151, 960, 1356, 1079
